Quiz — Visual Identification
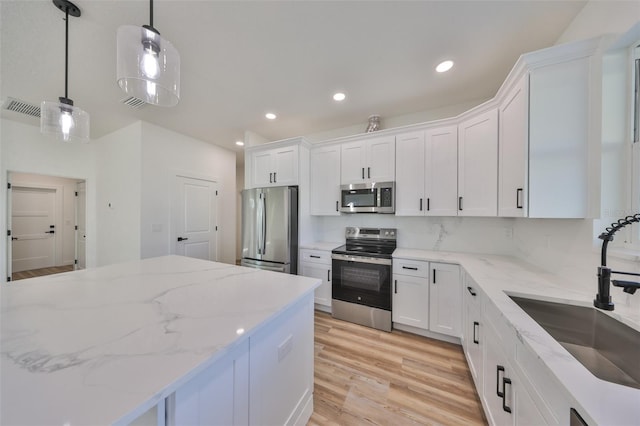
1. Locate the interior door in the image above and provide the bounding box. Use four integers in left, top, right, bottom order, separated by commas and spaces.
174, 176, 218, 262
75, 181, 86, 269
11, 186, 56, 272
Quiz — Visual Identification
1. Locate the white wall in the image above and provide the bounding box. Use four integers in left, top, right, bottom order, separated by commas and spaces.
93, 122, 142, 267
0, 119, 97, 281
10, 172, 83, 266
140, 122, 237, 264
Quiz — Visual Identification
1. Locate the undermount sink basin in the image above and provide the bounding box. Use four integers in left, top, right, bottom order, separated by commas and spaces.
509, 296, 640, 390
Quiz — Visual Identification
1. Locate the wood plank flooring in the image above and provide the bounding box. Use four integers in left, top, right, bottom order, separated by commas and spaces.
11, 265, 75, 281
309, 312, 487, 425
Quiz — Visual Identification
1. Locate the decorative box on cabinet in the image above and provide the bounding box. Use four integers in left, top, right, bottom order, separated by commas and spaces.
310, 144, 341, 215
299, 249, 332, 312
340, 135, 395, 184
395, 127, 458, 216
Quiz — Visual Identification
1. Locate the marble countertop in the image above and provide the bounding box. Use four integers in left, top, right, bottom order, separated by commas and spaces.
393, 248, 640, 425
299, 241, 343, 251
0, 255, 320, 425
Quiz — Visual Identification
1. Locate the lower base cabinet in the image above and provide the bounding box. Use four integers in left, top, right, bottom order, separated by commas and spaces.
300, 249, 332, 311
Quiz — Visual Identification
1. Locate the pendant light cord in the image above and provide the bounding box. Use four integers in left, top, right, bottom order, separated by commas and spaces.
64, 7, 69, 99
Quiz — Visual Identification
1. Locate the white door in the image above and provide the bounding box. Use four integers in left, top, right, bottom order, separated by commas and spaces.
252, 150, 273, 188
174, 176, 218, 262
11, 186, 57, 272
395, 131, 426, 216
340, 140, 367, 184
272, 145, 298, 186
310, 145, 341, 216
426, 126, 459, 216
366, 136, 396, 182
75, 181, 87, 269
428, 262, 462, 337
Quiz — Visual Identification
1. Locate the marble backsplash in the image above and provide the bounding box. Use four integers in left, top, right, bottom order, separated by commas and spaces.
310, 215, 640, 312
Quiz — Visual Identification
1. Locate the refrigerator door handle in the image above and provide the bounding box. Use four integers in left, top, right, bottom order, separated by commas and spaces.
262, 193, 267, 255
257, 192, 263, 255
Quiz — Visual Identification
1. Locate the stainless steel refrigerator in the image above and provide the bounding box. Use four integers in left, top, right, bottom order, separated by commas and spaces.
240, 186, 298, 274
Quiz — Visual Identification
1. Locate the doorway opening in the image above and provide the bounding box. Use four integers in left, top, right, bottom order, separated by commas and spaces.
7, 171, 86, 281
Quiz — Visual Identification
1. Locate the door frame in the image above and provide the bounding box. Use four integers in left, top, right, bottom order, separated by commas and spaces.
6, 171, 87, 281
171, 172, 221, 262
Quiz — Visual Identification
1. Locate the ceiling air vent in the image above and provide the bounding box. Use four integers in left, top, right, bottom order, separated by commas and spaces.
121, 96, 146, 109
2, 97, 41, 118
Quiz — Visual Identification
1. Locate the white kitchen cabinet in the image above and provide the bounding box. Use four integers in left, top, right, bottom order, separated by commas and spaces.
168, 339, 249, 426
458, 109, 498, 217
498, 74, 529, 217
247, 144, 299, 188
340, 136, 395, 184
428, 262, 462, 337
299, 249, 332, 311
310, 144, 341, 215
462, 274, 483, 391
395, 127, 458, 216
392, 258, 429, 329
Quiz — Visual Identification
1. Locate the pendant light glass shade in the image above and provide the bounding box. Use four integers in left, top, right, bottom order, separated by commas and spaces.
116, 25, 180, 107
41, 99, 90, 143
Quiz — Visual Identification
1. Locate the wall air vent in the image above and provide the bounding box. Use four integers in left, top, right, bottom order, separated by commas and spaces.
2, 97, 41, 118
120, 96, 146, 109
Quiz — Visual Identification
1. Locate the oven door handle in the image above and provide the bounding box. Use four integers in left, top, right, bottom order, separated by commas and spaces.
331, 253, 392, 266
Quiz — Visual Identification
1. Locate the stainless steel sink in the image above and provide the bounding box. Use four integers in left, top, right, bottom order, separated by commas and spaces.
510, 296, 640, 390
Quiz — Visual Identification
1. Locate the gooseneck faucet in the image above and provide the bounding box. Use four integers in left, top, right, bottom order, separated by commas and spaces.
594, 214, 640, 310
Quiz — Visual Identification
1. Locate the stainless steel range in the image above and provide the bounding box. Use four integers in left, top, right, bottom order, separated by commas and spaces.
331, 227, 397, 332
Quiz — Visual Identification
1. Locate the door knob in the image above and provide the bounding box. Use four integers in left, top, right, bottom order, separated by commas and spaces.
177, 237, 189, 242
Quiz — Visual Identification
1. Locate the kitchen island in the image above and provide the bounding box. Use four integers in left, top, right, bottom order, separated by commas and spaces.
0, 255, 320, 425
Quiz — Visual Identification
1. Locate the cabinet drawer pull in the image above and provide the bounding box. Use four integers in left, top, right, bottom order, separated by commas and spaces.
336, 201, 339, 212
362, 168, 365, 179
273, 172, 277, 183
433, 269, 436, 284
467, 286, 477, 296
502, 377, 512, 413
419, 198, 423, 211
402, 266, 418, 271
328, 269, 331, 282
394, 279, 397, 294
269, 172, 273, 183
367, 167, 371, 179
310, 255, 321, 259
427, 198, 430, 211
458, 196, 463, 211
516, 188, 523, 209
473, 321, 479, 344
496, 365, 505, 397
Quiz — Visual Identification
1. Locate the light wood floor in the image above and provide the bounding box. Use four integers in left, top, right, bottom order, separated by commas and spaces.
309, 312, 487, 425
11, 264, 75, 281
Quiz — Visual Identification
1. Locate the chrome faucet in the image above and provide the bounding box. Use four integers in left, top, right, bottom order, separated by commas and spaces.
594, 214, 640, 310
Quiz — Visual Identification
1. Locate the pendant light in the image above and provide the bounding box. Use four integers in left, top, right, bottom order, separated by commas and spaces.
40, 0, 90, 143
116, 0, 180, 107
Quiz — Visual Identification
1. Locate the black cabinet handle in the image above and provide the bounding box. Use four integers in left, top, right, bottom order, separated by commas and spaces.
427, 198, 430, 211
467, 286, 476, 296
11, 237, 18, 241
310, 255, 321, 259
327, 269, 331, 282
502, 378, 512, 413
394, 279, 397, 294
473, 321, 479, 344
516, 188, 523, 209
273, 172, 277, 183
269, 172, 273, 183
402, 266, 418, 271
367, 167, 371, 179
46, 230, 55, 234
335, 201, 339, 212
362, 168, 365, 179
50, 225, 55, 228
458, 196, 463, 211
433, 269, 437, 284
496, 365, 505, 397
177, 237, 189, 242
419, 198, 423, 211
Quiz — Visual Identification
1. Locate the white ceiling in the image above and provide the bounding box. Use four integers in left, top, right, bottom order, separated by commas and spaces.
1, 0, 588, 159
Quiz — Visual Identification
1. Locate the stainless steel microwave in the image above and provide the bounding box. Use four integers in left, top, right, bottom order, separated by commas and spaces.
340, 182, 395, 214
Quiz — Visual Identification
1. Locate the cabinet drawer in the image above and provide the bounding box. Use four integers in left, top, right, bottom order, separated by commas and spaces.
300, 249, 331, 265
393, 259, 429, 278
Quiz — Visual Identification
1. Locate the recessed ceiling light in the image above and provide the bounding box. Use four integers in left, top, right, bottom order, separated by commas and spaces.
265, 112, 277, 120
333, 92, 346, 102
235, 141, 244, 146
436, 60, 454, 73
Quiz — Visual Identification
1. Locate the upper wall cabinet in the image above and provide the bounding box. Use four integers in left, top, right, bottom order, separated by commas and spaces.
498, 37, 603, 218
395, 126, 458, 216
458, 109, 498, 217
340, 135, 395, 184
245, 138, 308, 189
310, 144, 341, 215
